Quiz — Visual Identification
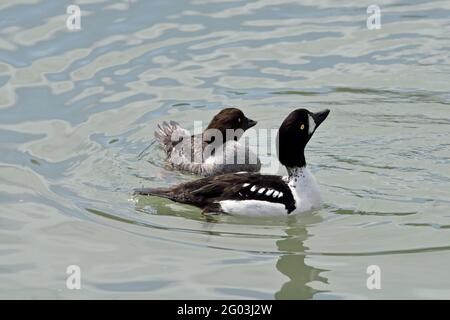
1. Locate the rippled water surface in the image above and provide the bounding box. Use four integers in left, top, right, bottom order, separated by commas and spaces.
1, 0, 450, 299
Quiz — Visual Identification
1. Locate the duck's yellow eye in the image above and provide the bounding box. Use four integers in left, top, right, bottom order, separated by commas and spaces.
300, 124, 305, 130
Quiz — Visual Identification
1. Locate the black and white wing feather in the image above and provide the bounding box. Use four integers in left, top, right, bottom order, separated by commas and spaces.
135, 172, 296, 214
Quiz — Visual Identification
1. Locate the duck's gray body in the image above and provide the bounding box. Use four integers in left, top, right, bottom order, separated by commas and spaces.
155, 121, 261, 176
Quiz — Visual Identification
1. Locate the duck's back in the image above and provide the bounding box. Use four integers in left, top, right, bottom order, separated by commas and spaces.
167, 138, 260, 176
202, 140, 261, 176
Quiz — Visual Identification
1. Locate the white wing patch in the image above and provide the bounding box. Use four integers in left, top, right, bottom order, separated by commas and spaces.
239, 184, 286, 203
308, 114, 316, 135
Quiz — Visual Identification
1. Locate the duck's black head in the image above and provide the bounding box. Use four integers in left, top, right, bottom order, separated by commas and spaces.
205, 108, 257, 141
277, 108, 330, 168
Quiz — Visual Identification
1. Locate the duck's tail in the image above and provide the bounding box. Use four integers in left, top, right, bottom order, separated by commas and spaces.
154, 121, 190, 156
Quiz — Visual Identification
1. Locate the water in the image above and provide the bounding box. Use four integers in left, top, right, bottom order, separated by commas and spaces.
1, 0, 450, 299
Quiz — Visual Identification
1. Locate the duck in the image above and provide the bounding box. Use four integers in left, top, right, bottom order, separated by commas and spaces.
136, 108, 330, 216
154, 108, 261, 176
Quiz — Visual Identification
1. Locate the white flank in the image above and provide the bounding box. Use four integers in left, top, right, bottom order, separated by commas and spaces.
219, 200, 287, 217
219, 167, 323, 217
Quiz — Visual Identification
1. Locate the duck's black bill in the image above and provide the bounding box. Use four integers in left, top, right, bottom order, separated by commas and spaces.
312, 109, 330, 127
246, 118, 257, 129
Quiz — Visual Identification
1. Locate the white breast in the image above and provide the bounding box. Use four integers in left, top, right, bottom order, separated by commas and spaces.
288, 167, 323, 213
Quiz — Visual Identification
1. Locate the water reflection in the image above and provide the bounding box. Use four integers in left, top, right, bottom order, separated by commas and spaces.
275, 217, 328, 299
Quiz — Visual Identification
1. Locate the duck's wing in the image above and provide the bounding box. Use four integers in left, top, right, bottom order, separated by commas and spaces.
175, 173, 296, 213
165, 134, 207, 175
154, 121, 190, 155
135, 172, 297, 215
